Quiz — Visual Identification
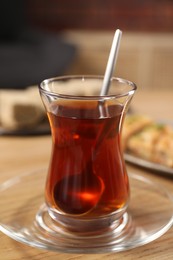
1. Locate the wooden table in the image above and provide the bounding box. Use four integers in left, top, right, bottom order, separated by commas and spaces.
0, 89, 173, 260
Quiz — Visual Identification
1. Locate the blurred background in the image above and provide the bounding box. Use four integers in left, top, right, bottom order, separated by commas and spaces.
0, 0, 173, 89
27, 0, 173, 32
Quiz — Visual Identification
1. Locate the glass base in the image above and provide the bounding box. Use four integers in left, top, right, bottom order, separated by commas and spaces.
0, 167, 173, 254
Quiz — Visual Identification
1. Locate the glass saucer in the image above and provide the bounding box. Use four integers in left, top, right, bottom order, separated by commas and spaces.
0, 167, 173, 254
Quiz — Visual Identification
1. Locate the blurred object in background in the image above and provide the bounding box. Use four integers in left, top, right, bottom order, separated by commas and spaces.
0, 0, 76, 89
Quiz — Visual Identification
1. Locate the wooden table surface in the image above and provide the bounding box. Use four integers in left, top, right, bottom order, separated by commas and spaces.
0, 89, 173, 260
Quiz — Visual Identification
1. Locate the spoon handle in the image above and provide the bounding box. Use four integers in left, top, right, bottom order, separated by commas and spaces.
100, 29, 122, 96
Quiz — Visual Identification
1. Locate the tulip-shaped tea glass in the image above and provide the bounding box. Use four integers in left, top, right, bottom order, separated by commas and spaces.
1, 76, 173, 254
38, 75, 136, 250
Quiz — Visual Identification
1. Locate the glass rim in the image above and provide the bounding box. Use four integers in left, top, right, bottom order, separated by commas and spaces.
39, 75, 137, 100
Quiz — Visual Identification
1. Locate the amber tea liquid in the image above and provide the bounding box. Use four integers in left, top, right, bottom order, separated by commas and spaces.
45, 101, 129, 217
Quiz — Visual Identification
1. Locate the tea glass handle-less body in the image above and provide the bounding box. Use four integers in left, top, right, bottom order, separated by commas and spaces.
39, 76, 136, 232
